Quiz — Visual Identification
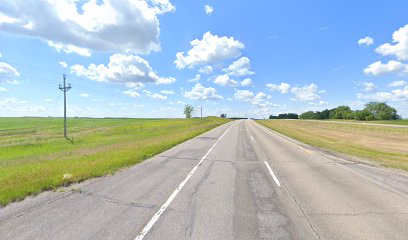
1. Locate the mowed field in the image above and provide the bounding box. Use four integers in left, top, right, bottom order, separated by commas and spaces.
257, 119, 408, 171
0, 117, 230, 206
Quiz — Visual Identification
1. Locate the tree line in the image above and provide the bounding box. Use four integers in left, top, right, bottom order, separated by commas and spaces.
269, 102, 400, 121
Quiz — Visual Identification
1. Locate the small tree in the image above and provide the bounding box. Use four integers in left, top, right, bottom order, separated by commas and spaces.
220, 113, 227, 118
184, 105, 194, 118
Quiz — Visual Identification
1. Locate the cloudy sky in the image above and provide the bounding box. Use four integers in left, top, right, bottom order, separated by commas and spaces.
0, 0, 407, 118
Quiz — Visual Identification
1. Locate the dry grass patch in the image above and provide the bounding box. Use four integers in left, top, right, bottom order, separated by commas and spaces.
257, 120, 408, 171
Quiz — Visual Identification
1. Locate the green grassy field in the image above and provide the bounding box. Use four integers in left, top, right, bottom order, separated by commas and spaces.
257, 119, 408, 171
0, 117, 230, 206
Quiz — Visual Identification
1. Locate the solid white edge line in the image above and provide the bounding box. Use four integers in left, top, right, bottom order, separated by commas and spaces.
134, 122, 236, 240
264, 161, 281, 187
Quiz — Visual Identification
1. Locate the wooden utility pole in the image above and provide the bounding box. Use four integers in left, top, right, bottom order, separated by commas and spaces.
59, 74, 71, 138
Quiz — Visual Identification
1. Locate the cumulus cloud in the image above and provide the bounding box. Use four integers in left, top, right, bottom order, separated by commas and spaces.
358, 36, 374, 47
0, 0, 175, 56
240, 78, 253, 87
214, 74, 238, 87
376, 24, 408, 61
388, 80, 407, 87
0, 86, 7, 91
125, 82, 145, 89
357, 86, 408, 101
123, 90, 140, 97
364, 60, 408, 76
0, 61, 20, 84
198, 65, 213, 75
175, 32, 244, 69
234, 89, 268, 105
223, 57, 254, 77
362, 82, 376, 91
184, 83, 222, 100
204, 5, 214, 15
149, 93, 167, 100
71, 53, 176, 86
188, 74, 201, 82
59, 61, 68, 68
80, 93, 90, 97
143, 89, 167, 100
160, 90, 174, 95
266, 82, 291, 93
290, 83, 321, 101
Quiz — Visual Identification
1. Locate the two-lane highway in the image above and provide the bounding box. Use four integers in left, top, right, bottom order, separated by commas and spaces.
1, 120, 407, 239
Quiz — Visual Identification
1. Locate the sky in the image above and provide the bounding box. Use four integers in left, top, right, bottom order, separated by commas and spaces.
0, 0, 407, 118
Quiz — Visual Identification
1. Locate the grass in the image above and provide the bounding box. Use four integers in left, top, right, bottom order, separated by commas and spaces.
0, 117, 230, 206
320, 119, 408, 126
257, 119, 408, 171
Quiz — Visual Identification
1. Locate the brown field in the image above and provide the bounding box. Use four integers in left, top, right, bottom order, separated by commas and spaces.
257, 120, 408, 171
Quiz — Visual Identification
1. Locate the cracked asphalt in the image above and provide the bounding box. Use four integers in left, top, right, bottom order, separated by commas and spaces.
0, 120, 407, 240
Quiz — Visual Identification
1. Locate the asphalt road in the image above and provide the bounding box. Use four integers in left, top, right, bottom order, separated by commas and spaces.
1, 120, 408, 240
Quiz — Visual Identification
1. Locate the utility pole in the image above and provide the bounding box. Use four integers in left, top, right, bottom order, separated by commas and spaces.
200, 106, 202, 118
59, 74, 71, 138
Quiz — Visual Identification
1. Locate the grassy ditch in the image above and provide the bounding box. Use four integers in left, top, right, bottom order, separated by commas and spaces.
0, 117, 230, 206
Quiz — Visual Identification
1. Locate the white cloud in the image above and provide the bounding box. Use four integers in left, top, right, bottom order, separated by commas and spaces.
376, 24, 408, 61
198, 65, 213, 75
240, 78, 253, 87
80, 93, 90, 97
0, 98, 48, 116
59, 61, 68, 68
0, 52, 2, 58
0, 86, 7, 91
214, 74, 238, 87
234, 89, 254, 101
175, 32, 244, 69
150, 93, 167, 100
223, 57, 254, 77
234, 89, 268, 105
290, 83, 321, 101
388, 80, 407, 87
0, 61, 20, 84
266, 82, 291, 93
48, 41, 91, 57
363, 60, 408, 76
160, 90, 174, 95
188, 74, 201, 82
184, 83, 222, 100
362, 82, 376, 91
204, 5, 214, 15
125, 82, 145, 89
358, 36, 374, 47
123, 90, 140, 97
71, 53, 176, 85
357, 86, 408, 101
0, 0, 175, 56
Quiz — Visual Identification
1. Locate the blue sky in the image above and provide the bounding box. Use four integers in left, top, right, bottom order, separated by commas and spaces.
0, 0, 407, 118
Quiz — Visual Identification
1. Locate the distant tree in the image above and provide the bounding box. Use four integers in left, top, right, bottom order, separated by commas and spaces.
354, 109, 372, 121
299, 111, 316, 119
220, 113, 227, 118
364, 102, 399, 120
269, 115, 278, 119
184, 105, 194, 118
329, 106, 353, 119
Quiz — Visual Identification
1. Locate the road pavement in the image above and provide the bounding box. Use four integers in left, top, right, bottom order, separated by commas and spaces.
1, 120, 407, 240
